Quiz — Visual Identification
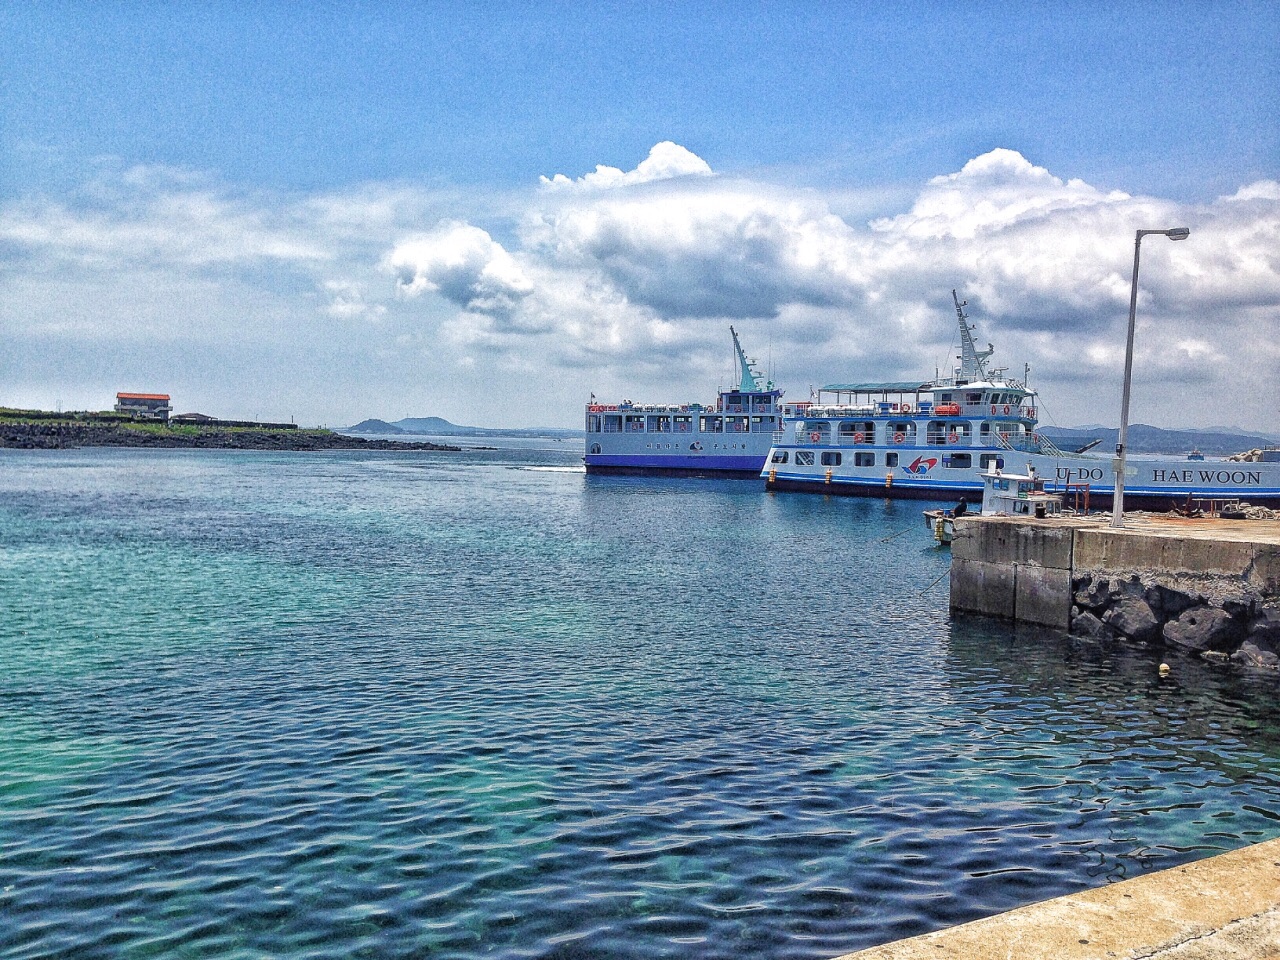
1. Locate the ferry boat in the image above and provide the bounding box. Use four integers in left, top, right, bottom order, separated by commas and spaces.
763, 292, 1280, 510
584, 328, 783, 477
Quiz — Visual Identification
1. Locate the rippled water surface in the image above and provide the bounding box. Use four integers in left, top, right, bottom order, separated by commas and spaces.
2, 444, 1279, 960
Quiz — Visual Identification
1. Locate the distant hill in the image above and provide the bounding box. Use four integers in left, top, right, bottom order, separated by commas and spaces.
1040, 424, 1278, 457
345, 418, 405, 434
341, 415, 581, 439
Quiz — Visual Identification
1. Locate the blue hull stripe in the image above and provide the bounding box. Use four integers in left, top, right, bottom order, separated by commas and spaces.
589, 454, 767, 471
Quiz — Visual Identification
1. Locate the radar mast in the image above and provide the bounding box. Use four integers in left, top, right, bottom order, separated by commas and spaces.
953, 290, 995, 382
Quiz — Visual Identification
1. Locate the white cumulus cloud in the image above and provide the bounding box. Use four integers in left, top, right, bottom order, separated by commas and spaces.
386, 222, 533, 317
539, 141, 713, 191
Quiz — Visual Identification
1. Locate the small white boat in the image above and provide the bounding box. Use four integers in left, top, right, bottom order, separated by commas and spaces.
979, 465, 1063, 518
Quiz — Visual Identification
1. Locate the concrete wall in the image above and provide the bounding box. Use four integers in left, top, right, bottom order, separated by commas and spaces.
950, 518, 1075, 629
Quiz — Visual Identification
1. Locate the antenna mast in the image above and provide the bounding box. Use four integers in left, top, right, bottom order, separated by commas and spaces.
953, 290, 994, 381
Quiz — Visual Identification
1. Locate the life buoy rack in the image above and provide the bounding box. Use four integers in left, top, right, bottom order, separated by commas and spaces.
893, 432, 905, 443
810, 431, 821, 442
948, 432, 959, 444
853, 432, 865, 443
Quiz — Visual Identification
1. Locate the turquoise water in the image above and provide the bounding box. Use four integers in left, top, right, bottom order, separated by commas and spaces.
2, 444, 1278, 960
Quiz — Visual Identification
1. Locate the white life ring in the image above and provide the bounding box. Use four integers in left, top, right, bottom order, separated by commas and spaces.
810, 431, 821, 442
948, 432, 959, 444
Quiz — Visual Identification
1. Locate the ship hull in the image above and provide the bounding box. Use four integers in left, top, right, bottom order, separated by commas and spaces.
764, 449, 1280, 510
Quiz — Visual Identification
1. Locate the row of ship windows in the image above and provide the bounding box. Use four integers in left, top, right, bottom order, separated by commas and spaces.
773, 451, 1006, 470
797, 421, 1027, 444
587, 415, 779, 434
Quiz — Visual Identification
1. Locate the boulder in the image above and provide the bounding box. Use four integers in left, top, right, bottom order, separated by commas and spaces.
1073, 577, 1112, 612
1230, 642, 1280, 670
1144, 584, 1202, 619
1164, 607, 1244, 653
1070, 610, 1111, 640
1103, 597, 1161, 643
1247, 608, 1280, 654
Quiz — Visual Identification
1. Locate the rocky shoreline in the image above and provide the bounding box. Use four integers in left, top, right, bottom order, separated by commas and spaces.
0, 422, 461, 452
1070, 570, 1279, 672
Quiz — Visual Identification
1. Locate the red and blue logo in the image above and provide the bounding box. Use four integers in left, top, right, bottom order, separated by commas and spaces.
903, 456, 938, 475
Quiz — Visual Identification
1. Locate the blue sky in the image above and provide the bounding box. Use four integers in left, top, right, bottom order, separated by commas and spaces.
2, 2, 1278, 430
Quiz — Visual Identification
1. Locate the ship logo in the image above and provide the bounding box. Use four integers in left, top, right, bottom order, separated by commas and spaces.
689, 441, 703, 452
903, 456, 938, 475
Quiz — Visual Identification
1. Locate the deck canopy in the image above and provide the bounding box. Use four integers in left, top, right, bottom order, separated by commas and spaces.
820, 381, 932, 394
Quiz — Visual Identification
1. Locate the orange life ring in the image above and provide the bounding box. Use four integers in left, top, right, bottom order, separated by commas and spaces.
893, 432, 904, 443
948, 432, 959, 444
901, 403, 911, 413
853, 432, 865, 443
1003, 405, 1010, 415
809, 431, 821, 442
990, 404, 997, 415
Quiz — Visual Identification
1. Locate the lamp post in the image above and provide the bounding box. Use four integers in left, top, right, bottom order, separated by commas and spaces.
1112, 227, 1190, 528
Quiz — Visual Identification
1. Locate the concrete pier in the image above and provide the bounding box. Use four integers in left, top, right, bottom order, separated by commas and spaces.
833, 837, 1280, 960
950, 516, 1280, 662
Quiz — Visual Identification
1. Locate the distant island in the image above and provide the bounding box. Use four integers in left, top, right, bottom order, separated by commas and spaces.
341, 416, 582, 440
0, 409, 461, 452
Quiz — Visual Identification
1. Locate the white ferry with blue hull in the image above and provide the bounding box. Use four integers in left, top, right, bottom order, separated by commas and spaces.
585, 328, 783, 477
763, 292, 1280, 509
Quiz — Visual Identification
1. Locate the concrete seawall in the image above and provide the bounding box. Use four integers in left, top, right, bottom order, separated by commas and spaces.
950, 516, 1280, 667
834, 836, 1280, 960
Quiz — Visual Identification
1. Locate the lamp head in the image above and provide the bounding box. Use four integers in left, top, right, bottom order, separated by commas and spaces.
1166, 227, 1190, 241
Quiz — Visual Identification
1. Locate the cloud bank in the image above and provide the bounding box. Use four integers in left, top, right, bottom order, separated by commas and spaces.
2, 144, 1278, 431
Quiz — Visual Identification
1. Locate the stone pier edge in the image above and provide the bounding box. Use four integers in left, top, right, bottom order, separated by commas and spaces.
832, 836, 1280, 960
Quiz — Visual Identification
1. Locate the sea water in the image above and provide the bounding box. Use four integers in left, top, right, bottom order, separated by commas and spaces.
1, 443, 1278, 960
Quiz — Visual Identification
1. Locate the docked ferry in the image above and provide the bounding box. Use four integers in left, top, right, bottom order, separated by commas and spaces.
585, 328, 783, 477
763, 292, 1280, 510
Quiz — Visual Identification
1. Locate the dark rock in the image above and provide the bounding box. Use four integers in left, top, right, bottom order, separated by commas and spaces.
1074, 577, 1113, 612
1164, 607, 1245, 653
1070, 610, 1111, 640
1144, 584, 1202, 619
1222, 594, 1260, 620
1103, 597, 1161, 642
1247, 608, 1280, 653
1230, 642, 1280, 670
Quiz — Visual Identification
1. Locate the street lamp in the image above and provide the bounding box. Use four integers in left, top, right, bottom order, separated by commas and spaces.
1112, 227, 1190, 528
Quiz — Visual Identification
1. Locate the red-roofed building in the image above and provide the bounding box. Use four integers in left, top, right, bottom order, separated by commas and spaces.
115, 392, 172, 420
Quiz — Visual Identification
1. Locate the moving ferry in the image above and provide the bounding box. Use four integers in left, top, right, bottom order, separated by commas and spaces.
763, 292, 1280, 510
584, 328, 782, 477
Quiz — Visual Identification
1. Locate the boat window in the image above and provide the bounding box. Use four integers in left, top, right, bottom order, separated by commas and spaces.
926, 420, 950, 445
944, 453, 973, 469
752, 416, 774, 430
674, 416, 693, 433
604, 414, 623, 433
625, 415, 645, 432
648, 415, 672, 432
937, 392, 953, 402
800, 421, 830, 444
724, 394, 746, 413
888, 421, 915, 445
821, 451, 842, 466
700, 416, 723, 433
795, 451, 815, 466
837, 420, 875, 444
587, 415, 601, 432
589, 443, 601, 454
886, 452, 899, 467
966, 392, 983, 404
855, 452, 875, 467
979, 454, 1004, 470
771, 450, 789, 464
726, 416, 749, 433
